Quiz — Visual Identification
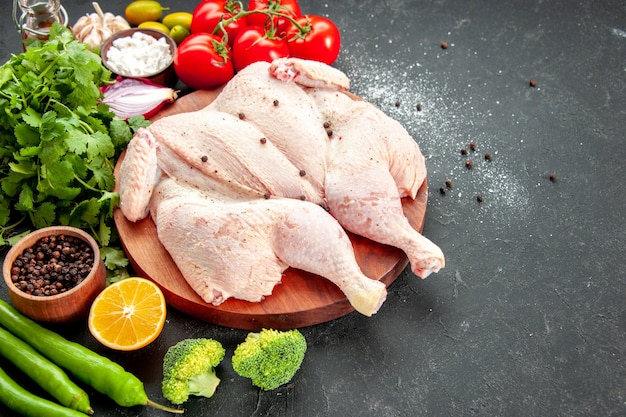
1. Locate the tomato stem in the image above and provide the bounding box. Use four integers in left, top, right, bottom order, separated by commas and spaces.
209, 37, 232, 63
211, 3, 310, 43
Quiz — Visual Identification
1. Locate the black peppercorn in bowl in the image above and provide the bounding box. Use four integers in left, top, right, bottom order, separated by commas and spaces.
2, 226, 106, 324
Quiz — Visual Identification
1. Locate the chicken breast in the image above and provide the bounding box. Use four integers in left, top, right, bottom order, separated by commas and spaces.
118, 110, 324, 222
207, 61, 330, 200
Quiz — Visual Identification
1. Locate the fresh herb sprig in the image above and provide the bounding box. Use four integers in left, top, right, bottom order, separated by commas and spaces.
0, 24, 149, 272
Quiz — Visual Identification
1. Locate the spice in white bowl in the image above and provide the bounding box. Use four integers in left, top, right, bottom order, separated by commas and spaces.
105, 31, 173, 77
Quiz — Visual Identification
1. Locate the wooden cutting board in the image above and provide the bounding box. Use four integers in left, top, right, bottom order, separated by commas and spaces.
113, 89, 428, 330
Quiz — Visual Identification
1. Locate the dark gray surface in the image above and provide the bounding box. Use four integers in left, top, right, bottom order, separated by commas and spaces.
1, 0, 625, 416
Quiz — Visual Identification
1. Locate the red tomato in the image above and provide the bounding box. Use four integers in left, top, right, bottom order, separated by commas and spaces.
191, 0, 247, 45
246, 0, 301, 36
231, 26, 290, 72
286, 15, 341, 65
174, 33, 234, 90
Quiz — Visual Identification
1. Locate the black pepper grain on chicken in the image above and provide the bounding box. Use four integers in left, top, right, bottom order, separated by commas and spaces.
117, 57, 445, 316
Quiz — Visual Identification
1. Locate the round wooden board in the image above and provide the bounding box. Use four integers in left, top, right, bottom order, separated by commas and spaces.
113, 89, 428, 330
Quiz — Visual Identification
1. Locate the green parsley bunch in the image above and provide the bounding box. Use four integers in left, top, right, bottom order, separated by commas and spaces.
0, 24, 149, 271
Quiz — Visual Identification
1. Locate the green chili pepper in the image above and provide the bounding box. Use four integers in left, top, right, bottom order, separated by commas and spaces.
0, 364, 86, 417
0, 300, 180, 413
0, 327, 93, 414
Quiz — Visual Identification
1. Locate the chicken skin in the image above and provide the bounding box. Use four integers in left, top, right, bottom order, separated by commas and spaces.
117, 57, 444, 316
151, 178, 387, 317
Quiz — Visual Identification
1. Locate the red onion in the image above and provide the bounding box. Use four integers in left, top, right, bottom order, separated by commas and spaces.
100, 77, 178, 120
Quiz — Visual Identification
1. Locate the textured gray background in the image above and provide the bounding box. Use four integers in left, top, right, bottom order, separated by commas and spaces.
1, 1, 625, 416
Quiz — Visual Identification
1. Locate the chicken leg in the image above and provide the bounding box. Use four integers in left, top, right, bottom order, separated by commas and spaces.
151, 179, 387, 316
308, 88, 445, 278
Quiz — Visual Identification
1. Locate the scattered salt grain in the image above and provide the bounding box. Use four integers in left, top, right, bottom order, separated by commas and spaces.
339, 47, 533, 228
106, 32, 172, 77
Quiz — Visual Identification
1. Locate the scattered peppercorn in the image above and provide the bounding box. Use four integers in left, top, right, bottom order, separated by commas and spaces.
11, 235, 94, 297
445, 178, 452, 188
549, 172, 557, 182
476, 195, 483, 203
238, 112, 246, 120
323, 121, 331, 129
395, 100, 401, 107
484, 152, 492, 161
440, 41, 448, 49
327, 130, 333, 137
465, 159, 473, 169
201, 155, 208, 162
300, 195, 306, 201
461, 147, 468, 155
260, 137, 267, 144
299, 169, 306, 177
529, 79, 537, 87
416, 103, 423, 111
439, 187, 446, 195
273, 99, 279, 106
264, 193, 271, 199
469, 141, 477, 151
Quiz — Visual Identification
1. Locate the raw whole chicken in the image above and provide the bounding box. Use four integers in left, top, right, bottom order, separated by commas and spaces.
117, 57, 445, 317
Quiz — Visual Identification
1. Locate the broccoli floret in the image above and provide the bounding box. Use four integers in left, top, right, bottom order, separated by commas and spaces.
231, 328, 307, 391
161, 338, 225, 404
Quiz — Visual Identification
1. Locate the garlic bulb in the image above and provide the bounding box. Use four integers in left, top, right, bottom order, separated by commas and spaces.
72, 2, 130, 51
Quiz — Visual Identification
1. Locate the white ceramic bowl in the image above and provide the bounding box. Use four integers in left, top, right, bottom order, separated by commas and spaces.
100, 28, 178, 87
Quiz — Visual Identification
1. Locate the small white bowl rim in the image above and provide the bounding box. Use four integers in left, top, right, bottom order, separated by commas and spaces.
100, 28, 177, 79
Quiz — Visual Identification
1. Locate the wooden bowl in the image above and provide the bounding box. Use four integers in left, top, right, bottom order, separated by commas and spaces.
2, 226, 106, 324
100, 28, 177, 87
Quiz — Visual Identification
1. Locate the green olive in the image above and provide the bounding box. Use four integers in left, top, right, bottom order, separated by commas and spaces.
125, 1, 169, 26
169, 24, 190, 45
138, 21, 170, 35
162, 12, 193, 30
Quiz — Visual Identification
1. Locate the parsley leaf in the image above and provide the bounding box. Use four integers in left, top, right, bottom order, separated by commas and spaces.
0, 24, 150, 277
